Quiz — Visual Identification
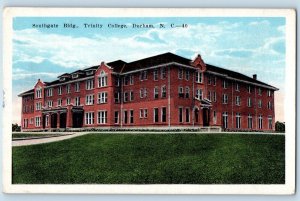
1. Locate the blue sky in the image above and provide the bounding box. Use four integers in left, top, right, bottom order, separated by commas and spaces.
12, 17, 286, 123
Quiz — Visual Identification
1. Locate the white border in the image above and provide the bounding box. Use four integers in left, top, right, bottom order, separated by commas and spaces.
2, 7, 296, 194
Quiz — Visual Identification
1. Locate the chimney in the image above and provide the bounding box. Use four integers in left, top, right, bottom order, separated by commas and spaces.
253, 74, 257, 80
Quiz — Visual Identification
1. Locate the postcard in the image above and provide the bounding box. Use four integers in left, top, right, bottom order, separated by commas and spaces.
2, 7, 296, 194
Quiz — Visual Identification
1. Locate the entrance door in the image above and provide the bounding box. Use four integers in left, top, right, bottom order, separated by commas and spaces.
203, 108, 210, 126
51, 113, 57, 128
73, 112, 83, 128
194, 109, 199, 123
42, 114, 46, 129
60, 113, 67, 128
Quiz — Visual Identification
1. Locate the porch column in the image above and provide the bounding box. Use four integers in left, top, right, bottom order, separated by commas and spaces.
66, 107, 73, 128
48, 113, 52, 128
57, 112, 60, 128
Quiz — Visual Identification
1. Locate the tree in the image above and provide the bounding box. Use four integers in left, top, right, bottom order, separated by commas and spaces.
12, 123, 21, 132
275, 121, 285, 133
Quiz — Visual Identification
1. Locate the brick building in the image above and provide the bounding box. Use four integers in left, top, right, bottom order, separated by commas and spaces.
18, 52, 278, 131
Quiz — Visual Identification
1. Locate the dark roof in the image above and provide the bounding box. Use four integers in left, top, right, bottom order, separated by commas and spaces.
107, 60, 127, 73
120, 52, 191, 73
18, 89, 34, 97
83, 65, 98, 71
206, 64, 277, 89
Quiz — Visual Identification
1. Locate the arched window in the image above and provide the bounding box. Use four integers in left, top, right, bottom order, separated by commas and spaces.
98, 71, 108, 87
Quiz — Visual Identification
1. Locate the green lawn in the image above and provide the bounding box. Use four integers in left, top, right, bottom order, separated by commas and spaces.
12, 133, 285, 184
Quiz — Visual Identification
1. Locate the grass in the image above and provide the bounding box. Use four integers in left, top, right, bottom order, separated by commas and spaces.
12, 133, 285, 184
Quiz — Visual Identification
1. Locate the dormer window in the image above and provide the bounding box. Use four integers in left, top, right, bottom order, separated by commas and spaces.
60, 77, 66, 81
72, 74, 79, 79
86, 70, 94, 76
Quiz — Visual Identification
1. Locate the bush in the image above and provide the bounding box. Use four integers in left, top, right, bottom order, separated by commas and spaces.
275, 121, 285, 133
12, 124, 21, 132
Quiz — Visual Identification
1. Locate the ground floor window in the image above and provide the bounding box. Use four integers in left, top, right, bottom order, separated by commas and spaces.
213, 111, 217, 125
248, 114, 253, 129
35, 116, 41, 127
114, 111, 119, 124
45, 115, 49, 127
130, 110, 134, 124
222, 112, 228, 129
161, 107, 167, 123
124, 111, 128, 124
154, 108, 159, 123
185, 108, 190, 123
85, 112, 94, 125
179, 107, 183, 123
258, 115, 263, 129
268, 116, 273, 129
236, 113, 241, 129
97, 111, 107, 124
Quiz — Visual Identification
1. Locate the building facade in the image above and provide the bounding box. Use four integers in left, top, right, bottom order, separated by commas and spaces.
18, 52, 278, 131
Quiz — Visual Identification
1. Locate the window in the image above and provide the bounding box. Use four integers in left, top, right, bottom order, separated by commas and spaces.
235, 83, 240, 91
236, 113, 241, 129
258, 115, 263, 129
267, 90, 272, 97
75, 82, 80, 92
247, 97, 252, 107
248, 114, 253, 129
222, 94, 228, 104
66, 84, 71, 93
123, 111, 128, 124
85, 94, 94, 105
236, 96, 241, 106
179, 107, 183, 123
130, 75, 134, 85
114, 92, 120, 103
85, 112, 94, 125
185, 108, 190, 123
153, 69, 159, 81
223, 80, 228, 89
267, 101, 272, 110
114, 111, 119, 124
58, 86, 62, 95
47, 100, 53, 108
98, 71, 108, 87
268, 116, 273, 129
178, 87, 184, 98
140, 71, 148, 80
161, 86, 167, 98
196, 89, 203, 100
35, 88, 42, 98
140, 109, 144, 118
154, 87, 159, 99
130, 91, 134, 101
97, 111, 107, 124
140, 88, 148, 98
75, 97, 80, 106
195, 71, 203, 83
208, 75, 212, 85
185, 87, 190, 98
115, 77, 120, 86
57, 99, 62, 107
86, 79, 94, 90
123, 75, 130, 85
213, 111, 217, 124
161, 67, 166, 79
162, 107, 167, 123
130, 110, 134, 124
35, 102, 42, 110
207, 91, 212, 101
178, 68, 183, 79
67, 97, 71, 105
124, 92, 129, 102
154, 108, 159, 123
258, 100, 262, 108
258, 87, 262, 95
213, 91, 217, 102
222, 112, 228, 129
213, 76, 217, 86
185, 69, 190, 80
35, 116, 41, 127
140, 109, 148, 118
247, 85, 252, 93
98, 92, 108, 104
46, 88, 53, 97
72, 73, 78, 79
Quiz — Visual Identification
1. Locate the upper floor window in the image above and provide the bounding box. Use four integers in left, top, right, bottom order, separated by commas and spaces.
124, 92, 129, 102
35, 102, 42, 110
47, 100, 53, 108
86, 79, 94, 90
85, 94, 94, 105
185, 87, 190, 98
153, 69, 159, 81
161, 86, 167, 98
115, 77, 120, 86
235, 83, 240, 91
75, 97, 80, 106
114, 92, 120, 103
235, 96, 241, 106
72, 74, 78, 79
154, 87, 159, 99
178, 87, 184, 98
57, 99, 62, 107
222, 94, 228, 104
247, 85, 252, 93
185, 69, 190, 81
267, 101, 272, 110
35, 88, 42, 98
130, 75, 134, 85
258, 87, 262, 95
195, 71, 203, 83
130, 91, 134, 101
140, 88, 148, 98
46, 88, 53, 97
267, 90, 272, 97
223, 80, 228, 89
213, 91, 217, 102
247, 97, 252, 107
66, 84, 71, 94
98, 71, 108, 87
98, 92, 108, 104
58, 86, 62, 95
178, 68, 183, 79
161, 67, 166, 79
140, 71, 148, 81
208, 75, 212, 85
66, 97, 71, 105
123, 75, 130, 86
75, 82, 80, 92
258, 99, 262, 108
213, 76, 217, 86
196, 89, 203, 100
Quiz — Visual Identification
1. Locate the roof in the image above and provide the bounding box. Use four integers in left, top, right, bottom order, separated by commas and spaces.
18, 89, 34, 97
